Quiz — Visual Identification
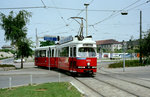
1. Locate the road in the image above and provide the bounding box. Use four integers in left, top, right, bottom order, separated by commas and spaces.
0, 59, 150, 97
0, 68, 73, 89
0, 58, 14, 64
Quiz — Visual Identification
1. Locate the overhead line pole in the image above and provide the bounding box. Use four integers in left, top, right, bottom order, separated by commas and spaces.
84, 4, 89, 37
139, 11, 142, 64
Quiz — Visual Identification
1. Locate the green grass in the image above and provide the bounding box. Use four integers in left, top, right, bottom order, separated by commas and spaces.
0, 82, 82, 97
109, 60, 149, 68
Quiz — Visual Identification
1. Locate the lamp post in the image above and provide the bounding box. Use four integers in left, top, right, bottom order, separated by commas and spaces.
121, 11, 143, 64
121, 12, 128, 72
122, 40, 126, 72
84, 3, 89, 37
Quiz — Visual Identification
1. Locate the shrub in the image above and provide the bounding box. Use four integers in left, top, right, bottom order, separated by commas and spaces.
0, 64, 15, 67
109, 60, 148, 68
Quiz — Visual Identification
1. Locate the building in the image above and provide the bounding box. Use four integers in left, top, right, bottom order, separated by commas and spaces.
1, 45, 14, 50
96, 39, 122, 52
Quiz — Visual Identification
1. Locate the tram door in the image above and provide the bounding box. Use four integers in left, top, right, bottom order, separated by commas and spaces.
50, 49, 56, 67
47, 48, 51, 67
69, 46, 76, 72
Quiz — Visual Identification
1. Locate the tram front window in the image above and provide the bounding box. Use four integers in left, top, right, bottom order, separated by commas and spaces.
78, 47, 96, 57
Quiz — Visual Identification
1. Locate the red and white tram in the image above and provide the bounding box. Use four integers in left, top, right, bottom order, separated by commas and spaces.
35, 36, 97, 75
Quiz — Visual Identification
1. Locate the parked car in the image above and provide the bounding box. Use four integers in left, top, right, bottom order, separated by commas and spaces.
14, 59, 25, 63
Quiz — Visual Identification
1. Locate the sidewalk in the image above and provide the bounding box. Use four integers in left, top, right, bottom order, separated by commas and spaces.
98, 65, 150, 81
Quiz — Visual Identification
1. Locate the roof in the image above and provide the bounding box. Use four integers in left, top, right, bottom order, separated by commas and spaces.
96, 39, 121, 45
2, 45, 12, 49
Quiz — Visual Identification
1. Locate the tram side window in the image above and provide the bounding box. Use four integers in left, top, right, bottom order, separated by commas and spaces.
73, 47, 76, 57
60, 47, 69, 57
40, 50, 46, 57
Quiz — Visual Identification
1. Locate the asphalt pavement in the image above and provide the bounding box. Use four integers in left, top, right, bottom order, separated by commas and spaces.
0, 58, 150, 97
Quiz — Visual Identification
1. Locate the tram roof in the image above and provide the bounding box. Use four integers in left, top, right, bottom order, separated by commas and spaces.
35, 36, 96, 50
35, 45, 55, 50
57, 37, 96, 47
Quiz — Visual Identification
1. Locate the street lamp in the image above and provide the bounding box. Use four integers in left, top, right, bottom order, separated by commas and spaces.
121, 11, 128, 15
121, 12, 128, 72
121, 11, 143, 63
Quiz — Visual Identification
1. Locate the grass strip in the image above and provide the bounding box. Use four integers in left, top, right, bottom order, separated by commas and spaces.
0, 82, 82, 97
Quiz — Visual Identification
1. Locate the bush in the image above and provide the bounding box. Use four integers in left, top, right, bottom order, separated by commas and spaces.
109, 60, 148, 68
0, 64, 15, 67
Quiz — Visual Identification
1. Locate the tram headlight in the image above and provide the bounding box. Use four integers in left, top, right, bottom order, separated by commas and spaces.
87, 62, 90, 66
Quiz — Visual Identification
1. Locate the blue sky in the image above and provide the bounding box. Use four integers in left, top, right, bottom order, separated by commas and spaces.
0, 0, 150, 48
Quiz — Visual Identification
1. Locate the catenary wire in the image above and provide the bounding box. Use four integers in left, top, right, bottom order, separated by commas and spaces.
40, 0, 46, 7
90, 0, 149, 26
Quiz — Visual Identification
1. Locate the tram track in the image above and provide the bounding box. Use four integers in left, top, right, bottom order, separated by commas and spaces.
93, 77, 139, 97
73, 68, 150, 97
74, 77, 138, 97
97, 69, 150, 89
95, 69, 150, 97
74, 77, 105, 97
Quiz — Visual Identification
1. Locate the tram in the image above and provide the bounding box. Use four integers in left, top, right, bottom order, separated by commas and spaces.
35, 16, 97, 76
35, 35, 97, 75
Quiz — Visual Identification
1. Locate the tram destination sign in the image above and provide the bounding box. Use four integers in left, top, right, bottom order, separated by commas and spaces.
59, 36, 73, 44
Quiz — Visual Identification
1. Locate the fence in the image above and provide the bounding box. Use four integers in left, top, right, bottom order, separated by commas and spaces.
1, 73, 65, 89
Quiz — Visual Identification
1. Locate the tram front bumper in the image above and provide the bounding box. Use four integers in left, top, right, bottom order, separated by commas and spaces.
76, 68, 96, 74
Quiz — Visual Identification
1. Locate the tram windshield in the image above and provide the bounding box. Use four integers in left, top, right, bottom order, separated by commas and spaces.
78, 47, 96, 57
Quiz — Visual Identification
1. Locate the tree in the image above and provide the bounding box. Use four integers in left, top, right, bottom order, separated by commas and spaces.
0, 10, 32, 68
17, 39, 33, 68
40, 41, 55, 47
141, 29, 150, 57
0, 10, 31, 44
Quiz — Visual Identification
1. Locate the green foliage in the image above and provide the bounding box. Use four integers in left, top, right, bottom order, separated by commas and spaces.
0, 10, 31, 44
0, 82, 81, 97
0, 49, 15, 54
16, 39, 33, 58
141, 29, 150, 57
40, 41, 55, 47
0, 64, 15, 67
108, 60, 149, 68
114, 49, 123, 53
0, 10, 32, 69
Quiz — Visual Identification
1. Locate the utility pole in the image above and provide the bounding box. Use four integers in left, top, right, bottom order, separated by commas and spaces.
35, 28, 39, 48
122, 40, 126, 72
139, 11, 142, 64
84, 3, 89, 37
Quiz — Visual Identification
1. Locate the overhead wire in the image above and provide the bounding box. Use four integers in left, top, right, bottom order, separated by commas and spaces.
0, 6, 122, 12
49, 0, 77, 33
66, 0, 96, 33
0, 0, 149, 34
50, 0, 68, 25
90, 0, 142, 26
121, 0, 141, 11
127, 0, 150, 11
40, 0, 46, 7
89, 0, 150, 36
